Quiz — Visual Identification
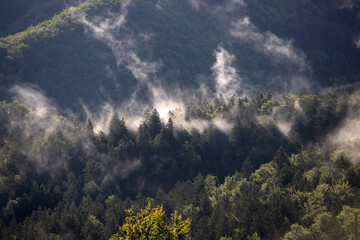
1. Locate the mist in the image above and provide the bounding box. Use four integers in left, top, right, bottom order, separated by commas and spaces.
78, 0, 184, 122
3, 0, 352, 164
326, 91, 360, 163
2, 84, 149, 185
230, 18, 308, 71
329, 118, 360, 162
10, 85, 57, 116
75, 0, 246, 134
2, 1, 360, 239
187, 0, 313, 96
337, 0, 360, 9
9, 85, 64, 140
78, 0, 161, 84
211, 45, 249, 99
355, 34, 360, 48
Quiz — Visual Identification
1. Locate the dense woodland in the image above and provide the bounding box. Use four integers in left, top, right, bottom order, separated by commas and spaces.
1, 83, 360, 239
1, 0, 360, 239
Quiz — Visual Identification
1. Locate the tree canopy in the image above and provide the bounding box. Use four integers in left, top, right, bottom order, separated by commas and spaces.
110, 202, 190, 240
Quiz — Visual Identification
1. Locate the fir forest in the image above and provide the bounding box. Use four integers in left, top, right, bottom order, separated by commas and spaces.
1, 0, 360, 239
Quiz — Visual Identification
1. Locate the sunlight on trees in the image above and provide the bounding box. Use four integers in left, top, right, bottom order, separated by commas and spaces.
110, 202, 191, 240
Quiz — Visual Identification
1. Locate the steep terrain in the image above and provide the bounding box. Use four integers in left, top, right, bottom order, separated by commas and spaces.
0, 0, 359, 111
1, 1, 360, 239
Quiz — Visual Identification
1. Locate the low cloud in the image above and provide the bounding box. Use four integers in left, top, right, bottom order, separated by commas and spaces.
354, 34, 360, 48
5, 85, 145, 181
186, 0, 312, 95
230, 17, 308, 71
9, 85, 64, 141
276, 120, 293, 137
213, 116, 233, 134
125, 52, 160, 82
327, 91, 360, 162
212, 46, 247, 99
78, 0, 161, 83
79, 0, 180, 121
266, 98, 305, 139
336, 0, 360, 9
168, 105, 234, 134
150, 86, 184, 120
187, 1, 308, 71
7, 86, 71, 173
10, 85, 56, 116
329, 118, 360, 162
86, 102, 114, 134
78, 0, 311, 137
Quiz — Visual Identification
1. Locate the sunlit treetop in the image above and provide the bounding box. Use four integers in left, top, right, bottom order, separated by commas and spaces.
110, 202, 191, 240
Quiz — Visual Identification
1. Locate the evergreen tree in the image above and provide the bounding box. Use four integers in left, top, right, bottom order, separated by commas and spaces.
148, 109, 162, 139
108, 113, 128, 147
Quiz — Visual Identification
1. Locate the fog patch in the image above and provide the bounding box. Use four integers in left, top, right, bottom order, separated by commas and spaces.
354, 34, 360, 48
150, 86, 184, 120
329, 118, 360, 162
125, 51, 161, 83
86, 102, 114, 134
186, 119, 210, 133
270, 98, 305, 139
213, 116, 233, 134
276, 120, 293, 137
186, 1, 309, 71
230, 17, 308, 71
168, 107, 234, 134
186, 0, 312, 95
7, 86, 95, 175
78, 0, 161, 84
167, 108, 208, 133
336, 0, 360, 9
212, 46, 249, 98
9, 85, 65, 141
167, 107, 190, 130
10, 85, 56, 116
327, 91, 360, 162
79, 0, 183, 122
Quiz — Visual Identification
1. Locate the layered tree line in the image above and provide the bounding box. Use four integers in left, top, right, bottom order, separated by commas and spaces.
1, 83, 360, 239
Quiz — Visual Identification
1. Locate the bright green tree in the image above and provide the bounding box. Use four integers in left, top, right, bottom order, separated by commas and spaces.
110, 202, 191, 240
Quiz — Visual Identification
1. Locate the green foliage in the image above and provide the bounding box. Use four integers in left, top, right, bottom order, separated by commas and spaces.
1, 84, 360, 239
0, 0, 123, 57
110, 202, 190, 240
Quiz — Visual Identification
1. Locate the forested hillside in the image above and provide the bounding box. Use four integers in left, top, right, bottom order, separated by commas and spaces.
1, 0, 360, 239
0, 0, 360, 109
1, 83, 360, 239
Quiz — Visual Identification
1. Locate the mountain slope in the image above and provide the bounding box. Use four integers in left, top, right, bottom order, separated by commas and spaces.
0, 0, 359, 111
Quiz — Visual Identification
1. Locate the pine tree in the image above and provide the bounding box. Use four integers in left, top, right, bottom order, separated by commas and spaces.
108, 113, 128, 147
148, 109, 162, 139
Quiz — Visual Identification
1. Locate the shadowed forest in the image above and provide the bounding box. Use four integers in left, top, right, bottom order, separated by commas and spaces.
1, 0, 360, 239
2, 83, 360, 239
